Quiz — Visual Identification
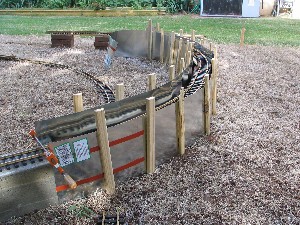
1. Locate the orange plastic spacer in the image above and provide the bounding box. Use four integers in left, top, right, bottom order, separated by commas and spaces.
28, 129, 36, 138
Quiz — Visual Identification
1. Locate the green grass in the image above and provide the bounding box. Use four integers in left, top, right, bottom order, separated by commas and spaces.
0, 15, 299, 46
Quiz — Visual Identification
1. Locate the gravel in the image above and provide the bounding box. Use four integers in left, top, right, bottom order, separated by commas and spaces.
3, 36, 300, 224
0, 35, 169, 154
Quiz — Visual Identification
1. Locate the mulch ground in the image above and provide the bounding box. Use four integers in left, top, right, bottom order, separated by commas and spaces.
3, 37, 300, 224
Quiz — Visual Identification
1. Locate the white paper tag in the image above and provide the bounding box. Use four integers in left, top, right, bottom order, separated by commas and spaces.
73, 138, 90, 163
54, 143, 74, 167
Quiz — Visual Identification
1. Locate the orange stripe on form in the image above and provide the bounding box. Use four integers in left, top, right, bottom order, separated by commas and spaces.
56, 157, 145, 192
90, 130, 144, 153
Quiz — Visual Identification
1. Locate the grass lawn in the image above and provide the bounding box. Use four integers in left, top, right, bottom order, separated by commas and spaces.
0, 15, 299, 46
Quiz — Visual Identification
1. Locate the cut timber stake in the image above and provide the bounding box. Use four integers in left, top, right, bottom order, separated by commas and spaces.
148, 73, 156, 91
204, 75, 211, 135
211, 58, 217, 115
191, 30, 195, 42
146, 97, 155, 173
73, 93, 83, 113
156, 22, 160, 32
115, 83, 124, 101
147, 19, 153, 61
169, 31, 175, 65
160, 28, 164, 63
169, 65, 175, 81
95, 108, 115, 194
176, 88, 185, 155
240, 27, 246, 46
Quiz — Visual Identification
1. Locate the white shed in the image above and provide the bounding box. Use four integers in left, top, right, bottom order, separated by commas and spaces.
200, 0, 260, 17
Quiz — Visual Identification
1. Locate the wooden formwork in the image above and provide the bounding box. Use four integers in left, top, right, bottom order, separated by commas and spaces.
94, 35, 110, 50
51, 34, 74, 48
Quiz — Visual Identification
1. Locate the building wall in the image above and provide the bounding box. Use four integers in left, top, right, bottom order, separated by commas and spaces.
260, 0, 276, 16
292, 0, 300, 19
242, 0, 260, 17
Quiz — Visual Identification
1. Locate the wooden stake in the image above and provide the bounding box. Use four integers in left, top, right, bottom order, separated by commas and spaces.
175, 88, 185, 155
73, 93, 83, 113
211, 58, 217, 115
214, 45, 218, 61
240, 27, 246, 46
179, 29, 183, 37
156, 22, 160, 32
176, 38, 183, 72
209, 42, 213, 51
115, 83, 124, 101
186, 50, 191, 68
204, 75, 211, 135
160, 28, 164, 63
169, 31, 175, 65
201, 38, 204, 45
169, 65, 175, 81
148, 73, 156, 91
179, 58, 185, 74
95, 108, 115, 194
146, 97, 155, 173
191, 29, 195, 42
148, 19, 153, 61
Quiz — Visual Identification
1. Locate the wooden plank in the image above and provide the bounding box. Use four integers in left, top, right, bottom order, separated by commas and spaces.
95, 35, 110, 42
51, 34, 74, 40
175, 88, 185, 155
204, 75, 211, 135
94, 42, 109, 47
73, 93, 83, 113
95, 108, 115, 194
146, 97, 155, 173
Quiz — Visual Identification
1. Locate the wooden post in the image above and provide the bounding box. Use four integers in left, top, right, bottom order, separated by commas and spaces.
201, 38, 204, 45
176, 88, 185, 155
214, 45, 218, 61
179, 29, 184, 37
169, 31, 175, 65
115, 83, 124, 101
148, 73, 156, 91
179, 58, 185, 74
160, 28, 164, 63
73, 93, 83, 113
146, 97, 155, 173
95, 108, 115, 194
204, 75, 211, 135
186, 51, 191, 68
169, 65, 175, 81
189, 42, 194, 53
156, 22, 160, 32
176, 38, 183, 72
191, 30, 195, 42
209, 42, 213, 51
148, 19, 153, 61
240, 27, 246, 46
211, 58, 217, 115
